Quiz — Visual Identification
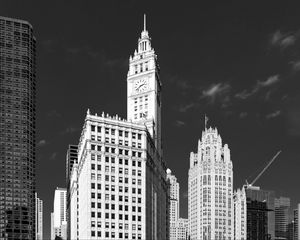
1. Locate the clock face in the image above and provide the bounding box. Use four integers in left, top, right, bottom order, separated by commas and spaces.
134, 78, 148, 93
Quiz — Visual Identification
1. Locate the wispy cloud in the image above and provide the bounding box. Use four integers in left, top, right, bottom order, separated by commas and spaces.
235, 75, 280, 100
37, 139, 47, 147
201, 83, 231, 103
61, 126, 80, 135
290, 60, 300, 72
50, 152, 57, 160
239, 112, 248, 119
266, 110, 281, 119
178, 103, 196, 113
47, 110, 61, 118
174, 120, 185, 127
271, 30, 296, 49
258, 75, 280, 87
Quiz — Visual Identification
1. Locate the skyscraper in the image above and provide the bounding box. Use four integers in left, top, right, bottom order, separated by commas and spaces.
234, 187, 247, 240
188, 126, 234, 240
275, 196, 290, 239
35, 193, 43, 240
167, 169, 188, 240
294, 204, 300, 240
65, 144, 78, 240
69, 15, 169, 240
167, 169, 180, 226
0, 16, 36, 240
245, 186, 275, 240
51, 188, 67, 240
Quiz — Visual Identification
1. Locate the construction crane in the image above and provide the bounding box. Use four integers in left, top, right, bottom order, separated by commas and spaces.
245, 150, 281, 188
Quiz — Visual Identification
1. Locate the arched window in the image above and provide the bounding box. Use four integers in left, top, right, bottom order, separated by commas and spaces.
206, 147, 210, 155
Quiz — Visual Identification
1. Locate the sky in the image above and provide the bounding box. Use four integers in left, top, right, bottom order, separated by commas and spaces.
1, 1, 300, 239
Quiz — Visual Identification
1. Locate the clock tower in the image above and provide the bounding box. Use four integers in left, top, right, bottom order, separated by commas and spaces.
127, 14, 162, 154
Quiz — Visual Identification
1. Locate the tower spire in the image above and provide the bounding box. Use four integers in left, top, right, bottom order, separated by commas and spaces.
205, 114, 209, 129
144, 14, 146, 31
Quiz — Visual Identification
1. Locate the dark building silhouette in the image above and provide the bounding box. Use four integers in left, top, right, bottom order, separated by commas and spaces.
286, 221, 294, 240
65, 145, 78, 240
0, 16, 36, 239
245, 186, 275, 240
275, 197, 290, 240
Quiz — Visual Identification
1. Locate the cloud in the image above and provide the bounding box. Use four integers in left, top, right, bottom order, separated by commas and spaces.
271, 30, 296, 49
174, 120, 185, 127
235, 89, 257, 100
266, 110, 281, 119
178, 103, 196, 113
50, 152, 57, 160
47, 110, 61, 118
258, 75, 280, 87
239, 112, 248, 119
235, 75, 280, 100
61, 126, 80, 135
290, 60, 300, 72
201, 83, 231, 103
37, 139, 47, 147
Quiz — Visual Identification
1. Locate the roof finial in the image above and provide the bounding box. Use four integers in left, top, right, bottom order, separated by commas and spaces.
205, 114, 209, 129
144, 14, 146, 31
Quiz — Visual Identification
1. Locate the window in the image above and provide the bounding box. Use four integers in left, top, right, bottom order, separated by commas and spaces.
91, 125, 95, 131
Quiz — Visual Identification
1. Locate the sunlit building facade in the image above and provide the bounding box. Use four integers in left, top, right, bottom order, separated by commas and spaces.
35, 193, 43, 240
188, 127, 233, 240
234, 187, 246, 240
51, 188, 67, 240
69, 15, 169, 240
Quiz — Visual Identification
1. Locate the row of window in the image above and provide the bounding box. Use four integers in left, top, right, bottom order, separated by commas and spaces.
91, 230, 142, 239
91, 212, 142, 222
92, 136, 143, 148
91, 193, 142, 203
91, 145, 143, 157
91, 126, 142, 139
91, 155, 142, 167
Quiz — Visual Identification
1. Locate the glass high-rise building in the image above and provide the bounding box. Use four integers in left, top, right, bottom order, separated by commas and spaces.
0, 16, 36, 239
